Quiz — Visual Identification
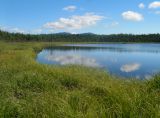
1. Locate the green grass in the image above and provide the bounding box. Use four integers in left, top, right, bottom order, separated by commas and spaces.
0, 41, 159, 118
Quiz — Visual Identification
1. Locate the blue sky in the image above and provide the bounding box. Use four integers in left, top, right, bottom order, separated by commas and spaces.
0, 0, 160, 34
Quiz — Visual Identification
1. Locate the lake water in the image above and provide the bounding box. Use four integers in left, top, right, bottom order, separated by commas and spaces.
37, 44, 160, 79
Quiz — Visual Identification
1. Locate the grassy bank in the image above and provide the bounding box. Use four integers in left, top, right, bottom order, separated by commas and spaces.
0, 41, 159, 118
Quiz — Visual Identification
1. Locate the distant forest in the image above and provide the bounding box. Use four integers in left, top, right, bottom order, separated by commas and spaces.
1, 30, 160, 42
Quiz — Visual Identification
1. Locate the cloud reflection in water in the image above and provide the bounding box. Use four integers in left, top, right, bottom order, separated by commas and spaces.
46, 54, 100, 67
120, 63, 141, 73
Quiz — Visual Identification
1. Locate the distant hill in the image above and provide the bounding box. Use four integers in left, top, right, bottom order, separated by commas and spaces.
0, 30, 160, 42
55, 32, 72, 35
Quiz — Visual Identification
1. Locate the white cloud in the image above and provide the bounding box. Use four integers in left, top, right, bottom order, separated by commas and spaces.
120, 63, 141, 73
139, 3, 145, 9
106, 21, 119, 28
63, 5, 77, 11
122, 11, 143, 22
46, 54, 100, 67
31, 28, 43, 34
0, 26, 46, 34
43, 13, 104, 30
11, 28, 26, 33
0, 26, 7, 31
155, 11, 160, 14
149, 1, 160, 9
0, 26, 26, 33
110, 21, 119, 27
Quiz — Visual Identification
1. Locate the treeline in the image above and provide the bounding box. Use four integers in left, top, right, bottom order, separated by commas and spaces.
0, 30, 160, 42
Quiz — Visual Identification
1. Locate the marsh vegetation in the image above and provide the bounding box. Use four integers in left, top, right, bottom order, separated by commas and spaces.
0, 41, 159, 118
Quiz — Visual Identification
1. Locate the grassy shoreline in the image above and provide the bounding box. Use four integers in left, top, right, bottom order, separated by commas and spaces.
0, 41, 159, 118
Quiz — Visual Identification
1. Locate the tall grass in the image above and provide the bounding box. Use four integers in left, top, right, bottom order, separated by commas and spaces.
0, 41, 159, 118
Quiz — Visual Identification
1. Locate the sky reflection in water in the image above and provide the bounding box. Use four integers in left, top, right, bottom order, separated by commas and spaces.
37, 44, 160, 79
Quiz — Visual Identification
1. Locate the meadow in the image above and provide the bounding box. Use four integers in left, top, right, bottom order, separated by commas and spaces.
0, 41, 159, 118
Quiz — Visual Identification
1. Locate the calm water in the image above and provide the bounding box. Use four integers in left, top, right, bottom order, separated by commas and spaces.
37, 44, 160, 79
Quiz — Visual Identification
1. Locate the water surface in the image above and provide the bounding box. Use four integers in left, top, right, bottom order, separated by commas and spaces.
37, 44, 160, 79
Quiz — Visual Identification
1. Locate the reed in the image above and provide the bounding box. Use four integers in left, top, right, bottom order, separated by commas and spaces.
0, 41, 159, 118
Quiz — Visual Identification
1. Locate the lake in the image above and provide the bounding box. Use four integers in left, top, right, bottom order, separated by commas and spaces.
36, 43, 160, 79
